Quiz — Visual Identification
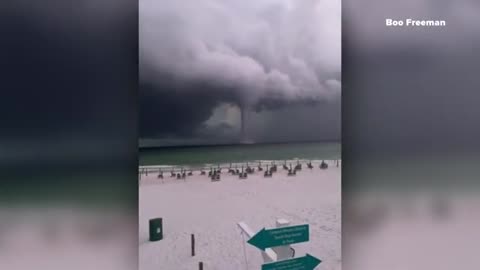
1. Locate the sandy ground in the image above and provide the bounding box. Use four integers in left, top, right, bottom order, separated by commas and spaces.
139, 161, 341, 270
343, 192, 480, 270
0, 208, 136, 270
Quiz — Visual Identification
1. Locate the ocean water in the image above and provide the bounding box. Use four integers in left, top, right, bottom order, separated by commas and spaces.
139, 142, 341, 166
345, 153, 480, 192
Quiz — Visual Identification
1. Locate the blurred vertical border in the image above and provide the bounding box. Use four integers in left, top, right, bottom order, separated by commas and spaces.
0, 1, 138, 269
342, 0, 480, 269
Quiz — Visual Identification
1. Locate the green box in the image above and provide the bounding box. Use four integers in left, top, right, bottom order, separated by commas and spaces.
149, 218, 163, 241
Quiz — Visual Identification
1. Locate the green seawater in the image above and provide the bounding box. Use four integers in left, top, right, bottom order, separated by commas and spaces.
139, 142, 341, 166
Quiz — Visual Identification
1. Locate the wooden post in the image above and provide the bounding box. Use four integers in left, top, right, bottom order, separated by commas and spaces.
191, 234, 195, 256
199, 262, 203, 270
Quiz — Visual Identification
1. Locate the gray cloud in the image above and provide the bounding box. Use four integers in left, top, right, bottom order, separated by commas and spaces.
140, 0, 341, 142
1, 0, 136, 140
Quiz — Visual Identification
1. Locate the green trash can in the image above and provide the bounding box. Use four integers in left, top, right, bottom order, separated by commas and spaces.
149, 218, 163, 241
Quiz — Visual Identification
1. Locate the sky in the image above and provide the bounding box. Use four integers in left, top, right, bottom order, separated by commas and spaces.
1, 0, 137, 166
139, 0, 341, 146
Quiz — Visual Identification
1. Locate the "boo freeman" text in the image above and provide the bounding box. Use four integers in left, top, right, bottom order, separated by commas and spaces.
386, 19, 446, 27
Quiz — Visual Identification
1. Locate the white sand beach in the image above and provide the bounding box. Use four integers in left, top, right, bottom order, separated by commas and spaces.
139, 160, 341, 270
344, 192, 480, 270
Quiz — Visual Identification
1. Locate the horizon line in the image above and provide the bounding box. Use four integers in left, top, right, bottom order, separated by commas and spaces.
139, 139, 341, 149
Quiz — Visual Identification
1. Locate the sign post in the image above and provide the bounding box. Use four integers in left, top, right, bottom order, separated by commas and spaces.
272, 219, 294, 260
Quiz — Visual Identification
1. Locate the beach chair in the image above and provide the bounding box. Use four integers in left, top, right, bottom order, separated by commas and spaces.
307, 162, 313, 169
239, 172, 248, 179
320, 160, 328, 169
295, 162, 302, 171
211, 172, 220, 182
258, 164, 263, 171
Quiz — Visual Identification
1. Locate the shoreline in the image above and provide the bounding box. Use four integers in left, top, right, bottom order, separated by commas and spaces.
139, 159, 342, 174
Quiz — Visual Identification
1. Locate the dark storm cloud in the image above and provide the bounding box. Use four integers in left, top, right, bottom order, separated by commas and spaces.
1, 0, 137, 171
140, 0, 341, 140
248, 98, 341, 142
343, 0, 480, 155
1, 0, 136, 140
140, 75, 239, 138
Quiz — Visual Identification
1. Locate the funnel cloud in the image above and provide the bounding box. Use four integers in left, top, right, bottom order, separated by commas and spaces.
140, 0, 341, 145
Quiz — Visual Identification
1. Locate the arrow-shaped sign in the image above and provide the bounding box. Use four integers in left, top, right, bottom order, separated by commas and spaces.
262, 254, 321, 270
247, 224, 309, 250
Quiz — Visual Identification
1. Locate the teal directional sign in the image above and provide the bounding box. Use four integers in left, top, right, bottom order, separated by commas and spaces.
262, 254, 321, 270
248, 224, 309, 250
